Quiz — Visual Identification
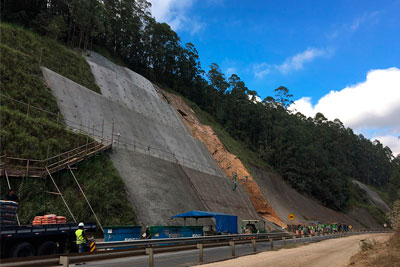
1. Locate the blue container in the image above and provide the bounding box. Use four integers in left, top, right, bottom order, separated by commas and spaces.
104, 226, 142, 242
149, 226, 203, 239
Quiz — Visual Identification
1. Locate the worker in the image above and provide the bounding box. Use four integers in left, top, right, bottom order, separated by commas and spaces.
142, 226, 152, 239
233, 173, 238, 191
75, 222, 88, 253
5, 188, 19, 202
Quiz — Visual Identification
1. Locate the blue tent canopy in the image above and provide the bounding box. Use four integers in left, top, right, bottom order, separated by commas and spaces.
171, 210, 238, 234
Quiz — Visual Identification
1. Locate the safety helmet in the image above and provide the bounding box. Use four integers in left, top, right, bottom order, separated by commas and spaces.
78, 222, 84, 227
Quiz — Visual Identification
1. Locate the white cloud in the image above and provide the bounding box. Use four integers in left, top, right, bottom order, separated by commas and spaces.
373, 135, 400, 156
149, 0, 204, 34
277, 48, 326, 74
254, 48, 328, 78
290, 67, 400, 155
350, 11, 379, 31
225, 67, 237, 77
327, 11, 380, 40
253, 63, 271, 78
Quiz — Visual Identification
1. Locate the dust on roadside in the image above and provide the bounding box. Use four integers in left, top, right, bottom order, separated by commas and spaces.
349, 231, 400, 267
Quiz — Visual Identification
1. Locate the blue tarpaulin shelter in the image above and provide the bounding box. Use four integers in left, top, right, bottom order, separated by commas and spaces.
171, 210, 238, 234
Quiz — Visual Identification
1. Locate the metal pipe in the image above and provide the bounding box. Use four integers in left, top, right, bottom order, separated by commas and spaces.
46, 167, 76, 222
68, 165, 104, 233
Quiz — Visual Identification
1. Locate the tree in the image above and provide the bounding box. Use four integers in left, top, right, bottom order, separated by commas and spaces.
274, 86, 293, 109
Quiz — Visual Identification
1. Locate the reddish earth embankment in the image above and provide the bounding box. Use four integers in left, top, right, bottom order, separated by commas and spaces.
158, 88, 285, 228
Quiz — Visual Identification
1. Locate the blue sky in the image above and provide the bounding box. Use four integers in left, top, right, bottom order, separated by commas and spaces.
149, 0, 400, 155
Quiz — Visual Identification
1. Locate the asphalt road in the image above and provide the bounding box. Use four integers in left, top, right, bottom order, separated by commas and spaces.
78, 234, 342, 267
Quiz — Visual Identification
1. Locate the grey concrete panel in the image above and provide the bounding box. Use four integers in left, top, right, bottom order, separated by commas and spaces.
85, 51, 157, 98
109, 148, 206, 226
42, 67, 221, 176
352, 180, 390, 213
182, 167, 260, 223
87, 60, 187, 133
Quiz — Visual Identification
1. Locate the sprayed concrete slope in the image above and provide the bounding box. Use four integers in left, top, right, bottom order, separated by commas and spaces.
42, 63, 260, 226
251, 167, 383, 229
42, 67, 220, 176
86, 52, 186, 131
352, 180, 391, 213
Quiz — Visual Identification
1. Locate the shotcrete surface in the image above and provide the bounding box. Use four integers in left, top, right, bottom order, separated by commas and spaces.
251, 167, 382, 229
109, 148, 206, 226
181, 167, 260, 222
352, 180, 391, 213
41, 67, 220, 176
86, 56, 186, 131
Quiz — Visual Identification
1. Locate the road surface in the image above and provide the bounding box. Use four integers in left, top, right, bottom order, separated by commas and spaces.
74, 233, 390, 267
199, 233, 391, 267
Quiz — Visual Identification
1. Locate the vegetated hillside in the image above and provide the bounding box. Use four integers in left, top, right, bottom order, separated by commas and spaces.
2, 1, 398, 219
0, 24, 136, 225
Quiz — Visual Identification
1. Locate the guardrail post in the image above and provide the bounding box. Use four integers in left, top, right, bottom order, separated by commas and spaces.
269, 237, 273, 249
229, 241, 235, 256
302, 235, 305, 244
197, 243, 204, 262
146, 248, 154, 267
59, 256, 69, 267
282, 236, 286, 246
309, 234, 312, 241
251, 239, 257, 252
293, 235, 296, 244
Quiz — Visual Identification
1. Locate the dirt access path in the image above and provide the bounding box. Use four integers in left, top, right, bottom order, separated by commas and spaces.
198, 233, 392, 267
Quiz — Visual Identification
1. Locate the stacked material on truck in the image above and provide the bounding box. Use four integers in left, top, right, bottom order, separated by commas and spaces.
0, 200, 18, 225
32, 216, 43, 225
56, 216, 66, 224
32, 214, 66, 225
42, 214, 57, 224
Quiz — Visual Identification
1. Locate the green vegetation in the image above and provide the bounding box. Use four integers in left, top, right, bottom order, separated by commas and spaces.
0, 24, 100, 93
0, 23, 99, 159
1, 153, 136, 226
1, 106, 88, 159
0, 23, 136, 226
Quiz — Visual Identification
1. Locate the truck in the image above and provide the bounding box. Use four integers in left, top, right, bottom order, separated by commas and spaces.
0, 222, 96, 258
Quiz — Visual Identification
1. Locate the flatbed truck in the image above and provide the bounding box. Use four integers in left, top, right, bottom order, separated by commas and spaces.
0, 222, 96, 258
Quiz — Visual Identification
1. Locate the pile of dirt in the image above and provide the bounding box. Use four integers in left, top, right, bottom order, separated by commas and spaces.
157, 88, 286, 228
349, 231, 399, 266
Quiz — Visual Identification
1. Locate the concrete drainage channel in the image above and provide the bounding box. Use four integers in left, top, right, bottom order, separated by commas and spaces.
0, 230, 390, 267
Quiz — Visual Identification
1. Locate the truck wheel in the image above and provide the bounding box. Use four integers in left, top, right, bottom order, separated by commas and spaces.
11, 242, 35, 258
38, 241, 58, 255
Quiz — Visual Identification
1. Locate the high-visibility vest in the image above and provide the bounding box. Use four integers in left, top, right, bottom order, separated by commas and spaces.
75, 229, 86, 244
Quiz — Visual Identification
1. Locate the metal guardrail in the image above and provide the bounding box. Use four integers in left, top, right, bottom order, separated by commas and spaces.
0, 230, 391, 267
95, 232, 292, 249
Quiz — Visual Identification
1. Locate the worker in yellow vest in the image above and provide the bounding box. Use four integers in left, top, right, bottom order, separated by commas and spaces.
75, 222, 88, 253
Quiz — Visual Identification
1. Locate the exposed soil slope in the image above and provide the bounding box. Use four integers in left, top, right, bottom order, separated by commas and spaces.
157, 88, 285, 228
